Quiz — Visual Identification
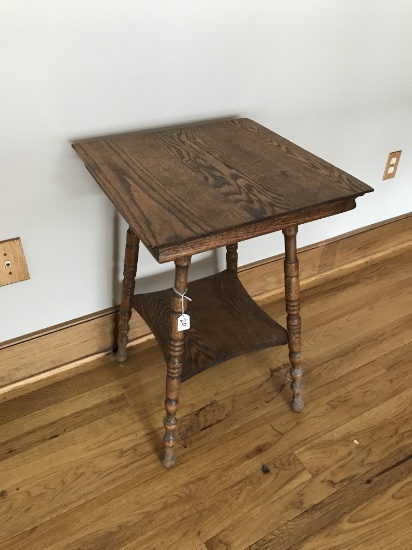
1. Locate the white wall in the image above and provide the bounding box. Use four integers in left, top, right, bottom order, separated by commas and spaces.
1, 0, 411, 342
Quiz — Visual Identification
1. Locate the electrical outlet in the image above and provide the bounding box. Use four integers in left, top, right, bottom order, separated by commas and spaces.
0, 238, 30, 287
382, 150, 402, 180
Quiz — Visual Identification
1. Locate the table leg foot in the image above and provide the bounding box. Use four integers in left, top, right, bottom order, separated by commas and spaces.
162, 256, 191, 468
162, 456, 176, 469
292, 396, 304, 412
283, 225, 304, 413
116, 227, 139, 363
163, 426, 177, 468
115, 349, 127, 363
290, 364, 304, 412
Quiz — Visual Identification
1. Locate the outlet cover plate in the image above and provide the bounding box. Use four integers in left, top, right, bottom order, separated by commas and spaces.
0, 238, 30, 287
383, 150, 402, 180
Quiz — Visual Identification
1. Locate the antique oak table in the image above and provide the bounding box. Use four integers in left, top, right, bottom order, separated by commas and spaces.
72, 118, 373, 468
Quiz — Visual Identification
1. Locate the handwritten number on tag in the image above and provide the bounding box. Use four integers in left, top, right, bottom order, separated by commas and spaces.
178, 314, 190, 331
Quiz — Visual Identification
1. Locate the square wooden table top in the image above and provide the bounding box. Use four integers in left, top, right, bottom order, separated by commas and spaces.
72, 118, 373, 262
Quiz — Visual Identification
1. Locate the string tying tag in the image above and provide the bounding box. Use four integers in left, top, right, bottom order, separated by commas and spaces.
173, 288, 192, 331
173, 287, 192, 315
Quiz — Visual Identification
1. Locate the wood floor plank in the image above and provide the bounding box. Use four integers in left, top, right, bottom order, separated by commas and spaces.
2, 452, 310, 550
0, 367, 140, 445
0, 339, 163, 424
205, 473, 333, 549
375, 339, 412, 371
303, 312, 412, 393
245, 449, 412, 550
0, 425, 308, 548
201, 371, 412, 548
0, 408, 165, 543
207, 383, 412, 549
177, 357, 385, 450
295, 387, 412, 483
270, 349, 412, 437
0, 393, 129, 461
300, 279, 412, 364
296, 478, 412, 550
125, 455, 310, 550
206, 446, 412, 550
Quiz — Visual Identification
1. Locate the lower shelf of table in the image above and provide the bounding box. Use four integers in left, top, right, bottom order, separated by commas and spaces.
131, 269, 288, 381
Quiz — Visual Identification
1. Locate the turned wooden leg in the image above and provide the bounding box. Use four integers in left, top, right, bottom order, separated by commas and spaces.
115, 227, 139, 363
163, 255, 191, 468
283, 225, 304, 412
226, 243, 238, 272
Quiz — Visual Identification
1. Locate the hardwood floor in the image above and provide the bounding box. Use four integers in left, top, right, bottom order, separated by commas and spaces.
0, 246, 411, 550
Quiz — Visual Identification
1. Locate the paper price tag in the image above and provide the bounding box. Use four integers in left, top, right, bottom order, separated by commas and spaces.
178, 314, 190, 331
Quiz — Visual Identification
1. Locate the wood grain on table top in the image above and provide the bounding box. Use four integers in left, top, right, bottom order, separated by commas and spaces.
72, 118, 373, 259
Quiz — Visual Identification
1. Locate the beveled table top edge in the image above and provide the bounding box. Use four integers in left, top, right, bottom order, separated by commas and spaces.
148, 195, 363, 263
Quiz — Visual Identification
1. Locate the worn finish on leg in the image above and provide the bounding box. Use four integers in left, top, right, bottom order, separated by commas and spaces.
283, 225, 304, 412
163, 256, 191, 468
115, 227, 139, 363
226, 243, 238, 272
